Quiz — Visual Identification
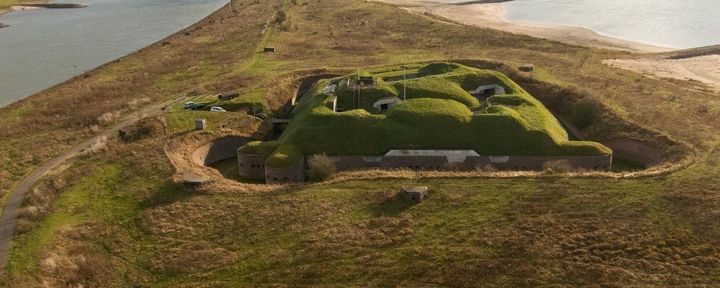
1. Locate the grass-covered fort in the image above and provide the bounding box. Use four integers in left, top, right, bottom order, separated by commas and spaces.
238, 63, 612, 183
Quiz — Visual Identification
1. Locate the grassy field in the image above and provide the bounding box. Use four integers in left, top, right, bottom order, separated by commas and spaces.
1, 0, 720, 286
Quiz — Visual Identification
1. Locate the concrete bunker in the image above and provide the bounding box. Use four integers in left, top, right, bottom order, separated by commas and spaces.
470, 84, 505, 99
234, 62, 692, 184
401, 186, 428, 202
372, 97, 402, 112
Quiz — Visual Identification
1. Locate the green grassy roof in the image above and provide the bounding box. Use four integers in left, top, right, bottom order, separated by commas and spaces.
243, 63, 611, 167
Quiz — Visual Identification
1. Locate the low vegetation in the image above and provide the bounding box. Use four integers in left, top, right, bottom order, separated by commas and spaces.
307, 153, 337, 182
1, 0, 719, 286
0, 0, 24, 13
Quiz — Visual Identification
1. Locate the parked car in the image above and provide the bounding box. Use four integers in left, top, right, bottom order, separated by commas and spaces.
184, 102, 204, 110
210, 106, 227, 112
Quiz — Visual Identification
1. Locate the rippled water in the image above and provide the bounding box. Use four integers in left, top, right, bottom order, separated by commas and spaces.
0, 0, 228, 107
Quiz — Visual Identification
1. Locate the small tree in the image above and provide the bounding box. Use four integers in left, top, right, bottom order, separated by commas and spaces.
307, 154, 336, 182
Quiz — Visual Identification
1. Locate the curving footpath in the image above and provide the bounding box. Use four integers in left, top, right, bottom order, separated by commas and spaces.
0, 98, 181, 271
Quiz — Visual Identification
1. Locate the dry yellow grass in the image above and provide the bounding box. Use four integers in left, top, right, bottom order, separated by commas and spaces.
1, 0, 720, 286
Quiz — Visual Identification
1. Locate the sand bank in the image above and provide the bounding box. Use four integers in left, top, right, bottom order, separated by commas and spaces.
605, 55, 720, 91
10, 5, 44, 11
385, 1, 671, 53
1, 2, 83, 16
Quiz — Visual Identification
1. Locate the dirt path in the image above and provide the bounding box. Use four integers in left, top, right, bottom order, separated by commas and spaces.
0, 97, 183, 271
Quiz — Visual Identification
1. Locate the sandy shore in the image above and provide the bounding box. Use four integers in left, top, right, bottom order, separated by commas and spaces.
380, 1, 671, 53
9, 5, 43, 11
373, 0, 720, 91
605, 55, 720, 91
0, 0, 53, 16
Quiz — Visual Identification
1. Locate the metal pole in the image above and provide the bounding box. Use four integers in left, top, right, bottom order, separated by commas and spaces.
403, 66, 406, 101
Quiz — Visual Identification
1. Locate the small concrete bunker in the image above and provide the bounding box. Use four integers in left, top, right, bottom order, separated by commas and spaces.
373, 96, 402, 112
470, 84, 506, 99
519, 64, 535, 72
195, 119, 206, 131
401, 186, 429, 202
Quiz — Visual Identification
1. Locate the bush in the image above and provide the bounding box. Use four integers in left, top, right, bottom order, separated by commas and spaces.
119, 116, 166, 142
307, 154, 336, 182
572, 97, 602, 129
542, 160, 574, 173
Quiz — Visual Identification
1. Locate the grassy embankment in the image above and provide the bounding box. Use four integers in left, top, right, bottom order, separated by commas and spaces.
0, 0, 46, 15
242, 62, 610, 167
1, 0, 720, 286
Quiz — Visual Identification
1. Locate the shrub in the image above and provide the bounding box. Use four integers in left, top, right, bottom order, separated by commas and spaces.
119, 116, 166, 142
307, 154, 336, 182
475, 164, 497, 172
96, 111, 121, 125
542, 160, 574, 173
572, 97, 602, 129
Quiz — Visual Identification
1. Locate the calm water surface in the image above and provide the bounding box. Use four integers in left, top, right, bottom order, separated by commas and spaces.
0, 0, 228, 107
502, 0, 720, 49
437, 0, 719, 49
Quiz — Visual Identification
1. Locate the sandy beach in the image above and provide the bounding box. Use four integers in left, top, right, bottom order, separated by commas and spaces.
373, 0, 720, 92
377, 0, 670, 53
605, 55, 720, 91
9, 5, 43, 11
0, 0, 47, 16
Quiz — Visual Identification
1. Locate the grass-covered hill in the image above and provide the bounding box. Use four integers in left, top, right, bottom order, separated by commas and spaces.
241, 63, 611, 167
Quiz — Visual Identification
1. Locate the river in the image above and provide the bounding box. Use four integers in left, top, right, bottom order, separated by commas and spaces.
0, 0, 228, 107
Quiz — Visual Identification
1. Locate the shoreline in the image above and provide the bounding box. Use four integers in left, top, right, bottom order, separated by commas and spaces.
0, 1, 85, 17
372, 0, 720, 91
1, 0, 232, 108
0, 0, 48, 16
380, 0, 672, 53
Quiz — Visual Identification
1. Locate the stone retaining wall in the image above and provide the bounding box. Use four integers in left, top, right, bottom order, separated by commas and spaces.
238, 152, 611, 184
237, 154, 266, 180
192, 136, 254, 166
328, 154, 611, 172
265, 158, 305, 185
604, 138, 663, 166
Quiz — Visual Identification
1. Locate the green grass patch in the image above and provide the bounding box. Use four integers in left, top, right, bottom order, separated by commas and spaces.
7, 164, 123, 276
